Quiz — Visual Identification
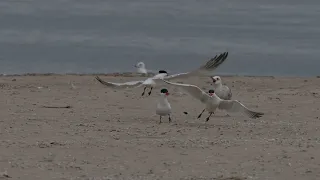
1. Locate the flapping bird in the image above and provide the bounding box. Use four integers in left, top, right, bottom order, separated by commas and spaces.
95, 52, 229, 96
163, 80, 264, 122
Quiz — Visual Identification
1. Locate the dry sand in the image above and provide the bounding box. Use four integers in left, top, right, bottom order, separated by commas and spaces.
0, 74, 320, 180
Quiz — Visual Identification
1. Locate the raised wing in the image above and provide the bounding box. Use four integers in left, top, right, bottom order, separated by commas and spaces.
163, 72, 190, 80
200, 52, 228, 71
163, 80, 210, 104
95, 76, 144, 89
218, 100, 264, 119
163, 52, 229, 80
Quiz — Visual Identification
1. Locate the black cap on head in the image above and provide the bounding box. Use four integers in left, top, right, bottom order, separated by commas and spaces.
208, 89, 215, 93
158, 70, 167, 74
160, 88, 168, 93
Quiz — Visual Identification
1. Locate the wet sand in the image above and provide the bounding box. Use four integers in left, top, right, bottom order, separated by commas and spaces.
0, 74, 320, 180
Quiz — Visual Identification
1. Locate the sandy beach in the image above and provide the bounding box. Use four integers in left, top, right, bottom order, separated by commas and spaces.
0, 74, 320, 180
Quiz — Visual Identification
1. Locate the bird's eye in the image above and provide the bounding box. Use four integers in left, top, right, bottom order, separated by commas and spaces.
217, 78, 220, 80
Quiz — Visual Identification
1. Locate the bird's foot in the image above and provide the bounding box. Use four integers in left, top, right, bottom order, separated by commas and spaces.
148, 91, 152, 96
197, 114, 202, 119
141, 92, 145, 96
169, 117, 172, 123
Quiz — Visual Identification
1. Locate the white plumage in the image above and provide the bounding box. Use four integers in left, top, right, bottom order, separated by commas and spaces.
163, 80, 264, 122
211, 76, 232, 100
134, 62, 148, 75
96, 52, 229, 96
156, 88, 172, 123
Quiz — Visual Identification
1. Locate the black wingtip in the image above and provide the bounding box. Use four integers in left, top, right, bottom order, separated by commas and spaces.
95, 76, 102, 82
205, 51, 229, 69
252, 112, 264, 119
95, 76, 107, 85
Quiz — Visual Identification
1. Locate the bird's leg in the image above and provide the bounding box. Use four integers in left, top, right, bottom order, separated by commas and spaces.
148, 87, 153, 96
168, 114, 172, 123
206, 112, 214, 122
159, 116, 162, 124
197, 109, 206, 119
141, 87, 147, 96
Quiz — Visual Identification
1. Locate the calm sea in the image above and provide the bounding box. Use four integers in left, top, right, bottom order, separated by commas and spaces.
0, 0, 319, 76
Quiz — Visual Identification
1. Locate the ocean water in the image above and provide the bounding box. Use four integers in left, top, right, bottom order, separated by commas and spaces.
0, 0, 319, 76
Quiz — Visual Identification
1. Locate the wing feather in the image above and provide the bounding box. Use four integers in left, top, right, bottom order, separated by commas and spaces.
163, 80, 210, 103
164, 52, 229, 80
218, 100, 264, 119
95, 76, 143, 89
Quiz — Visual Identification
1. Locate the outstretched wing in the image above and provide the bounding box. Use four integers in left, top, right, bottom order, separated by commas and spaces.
164, 52, 229, 80
95, 76, 144, 89
218, 100, 264, 119
163, 80, 210, 104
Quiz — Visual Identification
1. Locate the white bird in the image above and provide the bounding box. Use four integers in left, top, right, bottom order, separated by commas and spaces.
134, 62, 148, 75
95, 52, 229, 96
69, 80, 77, 89
163, 80, 264, 122
156, 88, 172, 124
95, 70, 167, 96
211, 76, 232, 100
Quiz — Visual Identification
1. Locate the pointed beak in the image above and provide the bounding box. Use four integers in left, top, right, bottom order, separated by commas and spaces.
165, 92, 169, 96
211, 77, 216, 83
209, 93, 213, 96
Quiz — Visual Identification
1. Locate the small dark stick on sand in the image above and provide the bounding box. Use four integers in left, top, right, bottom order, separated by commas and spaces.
41, 105, 72, 109
183, 112, 188, 114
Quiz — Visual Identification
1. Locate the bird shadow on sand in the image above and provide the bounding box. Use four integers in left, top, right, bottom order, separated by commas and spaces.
178, 114, 235, 128
179, 121, 232, 129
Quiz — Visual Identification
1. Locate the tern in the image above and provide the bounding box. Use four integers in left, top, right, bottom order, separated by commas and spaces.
134, 62, 148, 75
163, 80, 264, 122
156, 88, 172, 124
95, 52, 229, 96
211, 76, 232, 100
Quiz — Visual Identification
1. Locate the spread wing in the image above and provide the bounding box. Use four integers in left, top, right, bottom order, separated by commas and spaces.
163, 52, 229, 80
218, 100, 264, 119
163, 80, 210, 104
95, 76, 144, 89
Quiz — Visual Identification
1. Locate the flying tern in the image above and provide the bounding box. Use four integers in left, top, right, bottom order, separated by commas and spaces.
163, 80, 264, 122
95, 52, 229, 96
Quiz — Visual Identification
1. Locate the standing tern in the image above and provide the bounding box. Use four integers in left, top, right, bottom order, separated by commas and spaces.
134, 62, 148, 75
211, 76, 232, 100
156, 88, 172, 124
95, 52, 229, 96
163, 80, 264, 122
